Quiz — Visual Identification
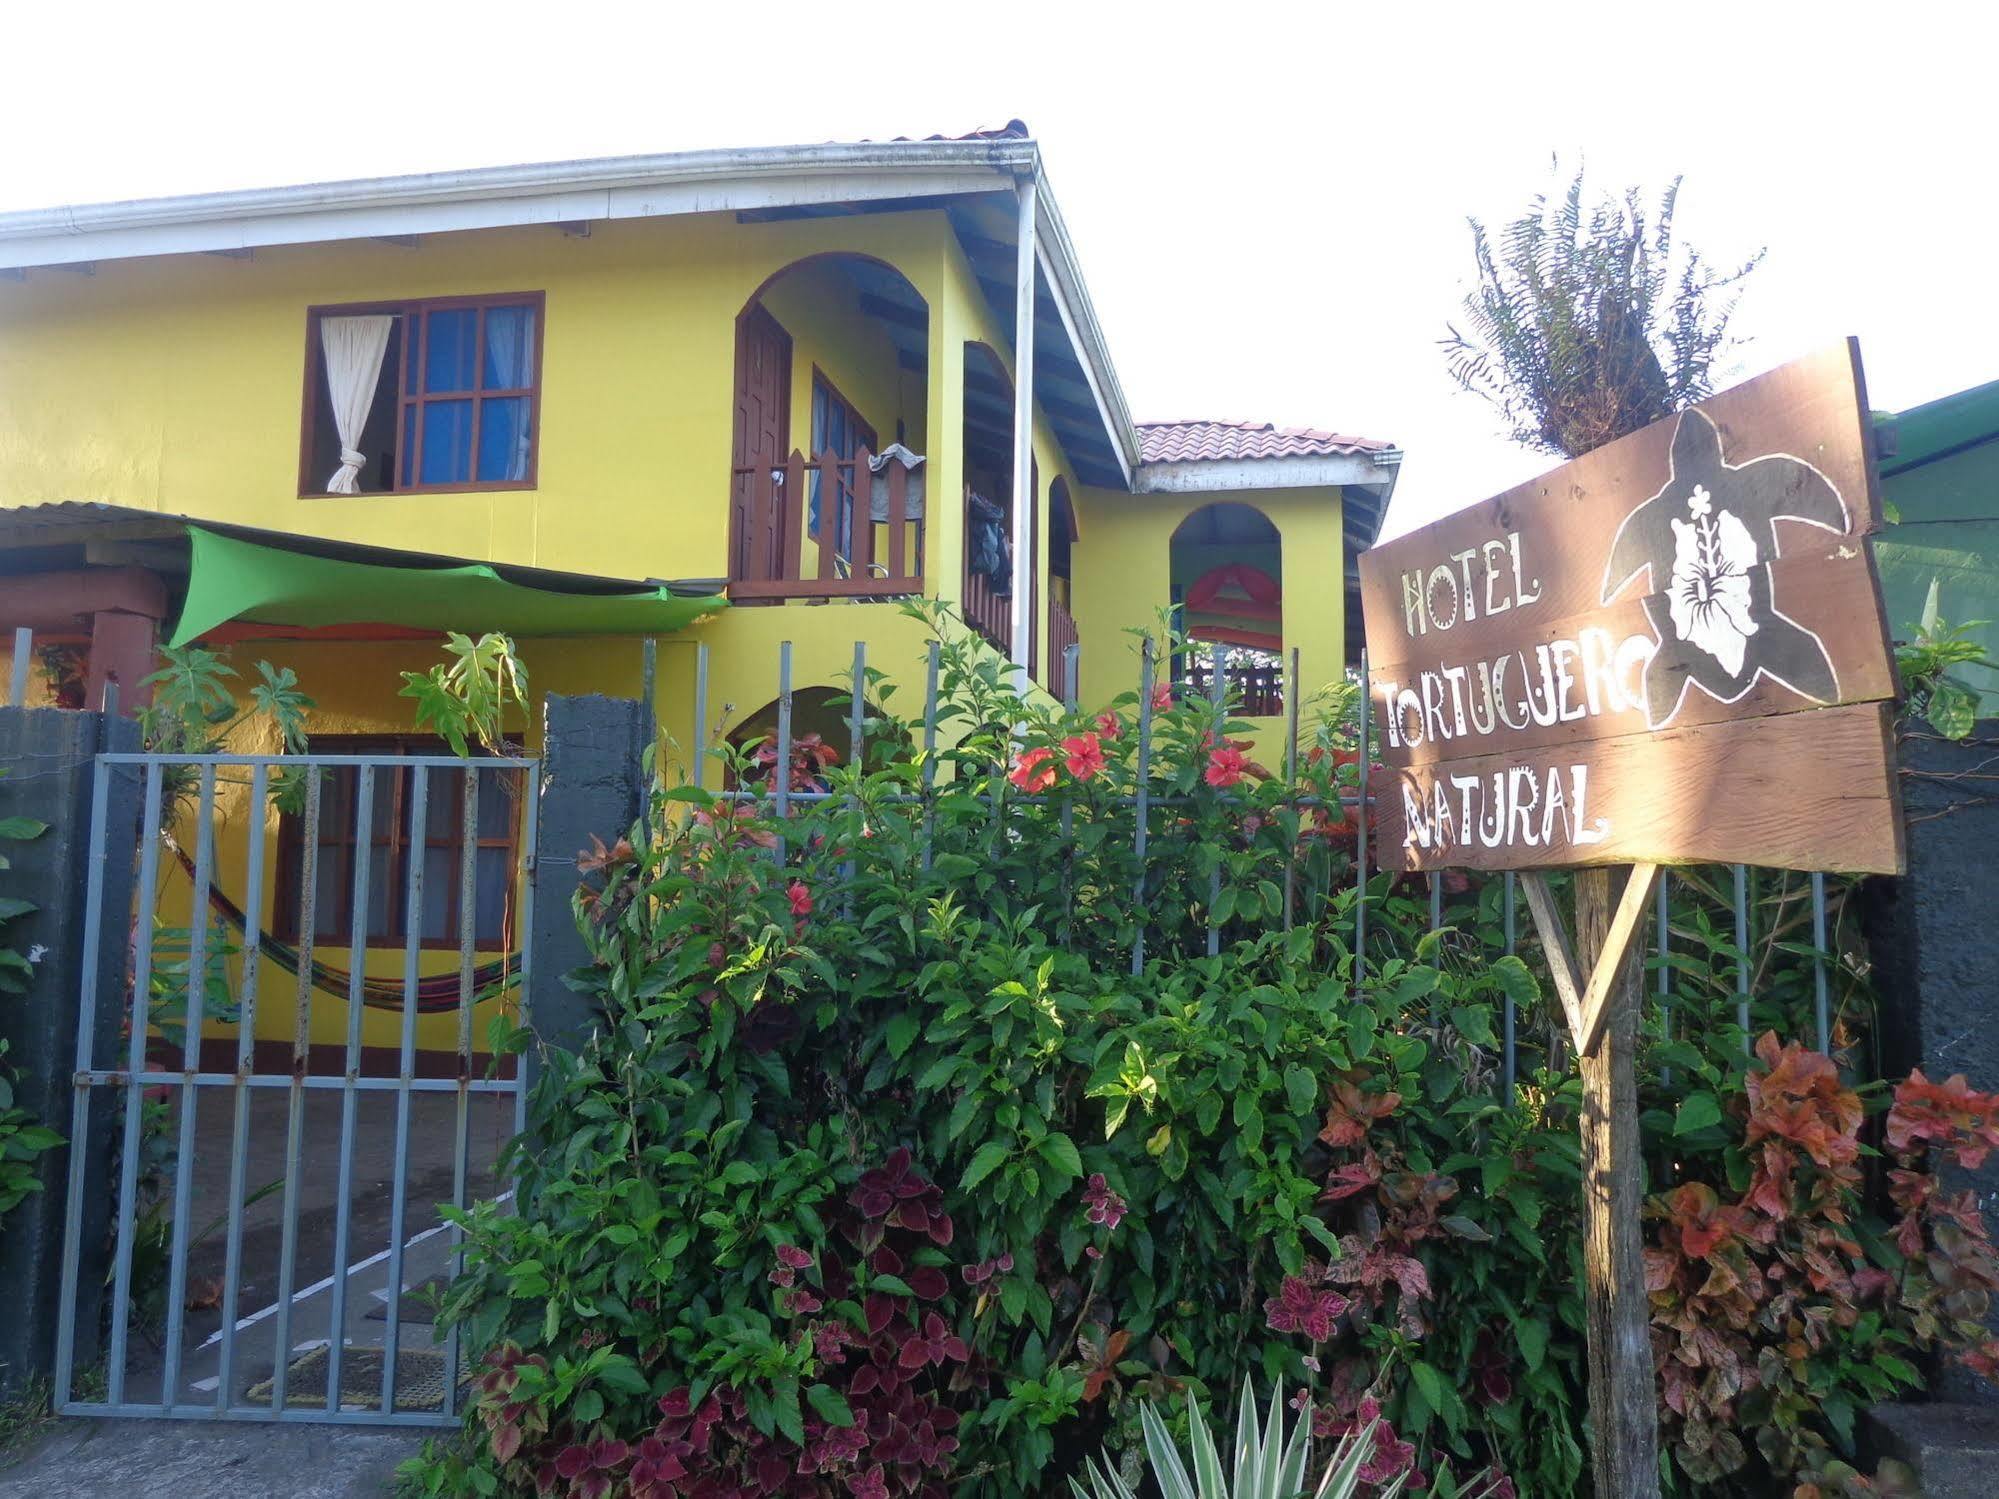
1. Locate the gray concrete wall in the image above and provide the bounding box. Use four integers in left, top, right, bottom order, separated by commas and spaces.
527, 694, 650, 1057
1866, 719, 1999, 1404
0, 707, 141, 1400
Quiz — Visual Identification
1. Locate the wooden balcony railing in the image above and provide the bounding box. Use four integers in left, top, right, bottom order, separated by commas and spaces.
962, 485, 1014, 658
729, 446, 924, 601
1046, 595, 1079, 699
1186, 654, 1285, 717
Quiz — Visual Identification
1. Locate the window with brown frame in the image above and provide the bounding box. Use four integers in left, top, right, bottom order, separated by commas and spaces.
273, 738, 523, 950
300, 293, 544, 497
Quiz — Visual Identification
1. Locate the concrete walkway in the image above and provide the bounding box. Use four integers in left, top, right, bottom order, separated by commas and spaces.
0, 1417, 425, 1497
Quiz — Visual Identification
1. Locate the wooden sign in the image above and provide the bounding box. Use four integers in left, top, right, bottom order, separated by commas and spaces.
1359, 340, 1905, 875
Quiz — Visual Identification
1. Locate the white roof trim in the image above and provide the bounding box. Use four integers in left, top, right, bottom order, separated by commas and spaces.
1032, 179, 1137, 485
1132, 449, 1403, 496
0, 138, 1035, 270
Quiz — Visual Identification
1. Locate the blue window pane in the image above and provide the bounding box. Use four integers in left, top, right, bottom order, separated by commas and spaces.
419, 400, 474, 484
422, 308, 477, 393
481, 305, 535, 390
400, 405, 417, 487
476, 397, 532, 483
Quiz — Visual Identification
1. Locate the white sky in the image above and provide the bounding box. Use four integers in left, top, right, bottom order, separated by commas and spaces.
3, 1, 1992, 539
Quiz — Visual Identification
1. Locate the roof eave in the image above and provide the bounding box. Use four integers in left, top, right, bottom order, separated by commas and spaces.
0, 137, 1038, 270
1131, 448, 1403, 498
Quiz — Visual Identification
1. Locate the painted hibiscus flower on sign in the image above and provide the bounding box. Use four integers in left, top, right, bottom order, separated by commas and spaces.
1667, 483, 1760, 675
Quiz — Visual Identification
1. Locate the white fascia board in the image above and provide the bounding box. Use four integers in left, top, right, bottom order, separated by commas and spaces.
0, 139, 1032, 270
1132, 450, 1404, 495
1031, 175, 1139, 484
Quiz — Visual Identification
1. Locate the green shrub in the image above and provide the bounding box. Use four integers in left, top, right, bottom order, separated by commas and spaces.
401, 608, 1998, 1499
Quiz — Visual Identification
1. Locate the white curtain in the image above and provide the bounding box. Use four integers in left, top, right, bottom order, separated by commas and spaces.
319, 314, 394, 493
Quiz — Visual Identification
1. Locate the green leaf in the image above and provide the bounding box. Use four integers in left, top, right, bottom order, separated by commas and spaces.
962, 1141, 1010, 1192
1408, 1359, 1467, 1435
0, 818, 48, 841
1673, 1092, 1723, 1135
885, 1012, 921, 1061
1036, 1133, 1083, 1181
806, 1383, 854, 1427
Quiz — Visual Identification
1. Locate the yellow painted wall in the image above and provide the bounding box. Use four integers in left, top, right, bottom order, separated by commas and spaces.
0, 209, 991, 586
1068, 484, 1349, 757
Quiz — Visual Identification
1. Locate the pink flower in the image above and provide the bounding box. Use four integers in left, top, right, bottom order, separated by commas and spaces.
1094, 712, 1123, 741
1205, 744, 1250, 788
1083, 1173, 1126, 1231
787, 881, 813, 918
1008, 745, 1058, 793
1150, 682, 1174, 714
1264, 1274, 1350, 1341
1062, 731, 1106, 780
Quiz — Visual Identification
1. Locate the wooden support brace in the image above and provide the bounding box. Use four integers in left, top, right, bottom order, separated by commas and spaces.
1518, 871, 1585, 1047
1519, 864, 1661, 1056
1577, 863, 1661, 1056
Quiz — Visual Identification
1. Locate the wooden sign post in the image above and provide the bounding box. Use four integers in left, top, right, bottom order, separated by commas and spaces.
1357, 341, 1906, 1499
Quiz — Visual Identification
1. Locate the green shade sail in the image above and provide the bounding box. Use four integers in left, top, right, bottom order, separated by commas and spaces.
170, 526, 725, 646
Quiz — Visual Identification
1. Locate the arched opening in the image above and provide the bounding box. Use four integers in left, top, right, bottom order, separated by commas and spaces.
723, 686, 911, 790
1171, 502, 1284, 716
961, 342, 1035, 668
729, 255, 929, 600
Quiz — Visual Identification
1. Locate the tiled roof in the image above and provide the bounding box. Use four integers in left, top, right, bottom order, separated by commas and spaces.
1136, 420, 1395, 465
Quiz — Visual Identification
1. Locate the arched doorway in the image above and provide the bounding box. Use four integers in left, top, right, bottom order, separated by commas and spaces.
961, 342, 1035, 669
730, 255, 929, 600
1170, 503, 1284, 715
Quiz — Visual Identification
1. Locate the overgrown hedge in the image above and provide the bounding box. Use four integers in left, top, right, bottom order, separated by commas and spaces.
401, 610, 1999, 1499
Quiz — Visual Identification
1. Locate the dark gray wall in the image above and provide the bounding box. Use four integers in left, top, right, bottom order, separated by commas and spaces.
1866, 721, 1999, 1404
527, 694, 650, 1057
0, 707, 141, 1400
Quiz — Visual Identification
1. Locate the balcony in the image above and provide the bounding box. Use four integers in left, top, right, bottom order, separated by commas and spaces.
727, 446, 924, 602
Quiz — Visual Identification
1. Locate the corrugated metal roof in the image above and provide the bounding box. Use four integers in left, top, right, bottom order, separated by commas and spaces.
1136, 420, 1396, 465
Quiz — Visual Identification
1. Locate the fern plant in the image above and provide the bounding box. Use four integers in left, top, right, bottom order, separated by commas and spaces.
1069, 1382, 1410, 1499
1442, 164, 1762, 460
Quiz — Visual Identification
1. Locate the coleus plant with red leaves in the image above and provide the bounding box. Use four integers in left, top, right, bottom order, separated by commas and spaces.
1642, 1034, 1999, 1494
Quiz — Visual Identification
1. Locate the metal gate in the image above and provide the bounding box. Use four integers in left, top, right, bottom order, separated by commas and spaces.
52, 750, 537, 1426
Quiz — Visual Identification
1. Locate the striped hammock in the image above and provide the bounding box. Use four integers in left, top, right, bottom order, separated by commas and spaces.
171, 847, 521, 1014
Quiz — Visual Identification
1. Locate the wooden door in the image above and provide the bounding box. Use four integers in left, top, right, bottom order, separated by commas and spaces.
732, 305, 793, 582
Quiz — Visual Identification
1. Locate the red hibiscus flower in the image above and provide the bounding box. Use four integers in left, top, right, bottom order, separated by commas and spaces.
1008, 745, 1058, 793
1205, 743, 1250, 788
1150, 681, 1173, 714
787, 881, 813, 919
1062, 731, 1106, 780
1094, 711, 1123, 741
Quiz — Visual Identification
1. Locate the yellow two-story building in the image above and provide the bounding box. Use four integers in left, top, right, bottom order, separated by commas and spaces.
0, 124, 1399, 1064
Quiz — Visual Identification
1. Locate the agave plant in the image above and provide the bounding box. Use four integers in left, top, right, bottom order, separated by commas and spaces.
1069, 1380, 1406, 1499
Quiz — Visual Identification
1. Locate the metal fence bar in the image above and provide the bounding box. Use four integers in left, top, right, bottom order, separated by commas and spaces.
271, 769, 322, 1413
1502, 871, 1517, 1097
381, 765, 429, 1415
1733, 862, 1751, 1042
1131, 637, 1156, 977
160, 765, 219, 1409
1811, 870, 1830, 1054
324, 764, 376, 1412
97, 753, 535, 768
1282, 647, 1300, 933
1354, 648, 1370, 980
7, 625, 29, 704
1063, 643, 1081, 714
103, 763, 162, 1407
844, 643, 864, 914
773, 642, 793, 866
1428, 871, 1443, 946
216, 762, 269, 1410
1657, 869, 1674, 1087
54, 755, 113, 1407
513, 764, 539, 1142
920, 642, 940, 873
443, 766, 480, 1420
691, 642, 710, 792
1205, 643, 1228, 958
